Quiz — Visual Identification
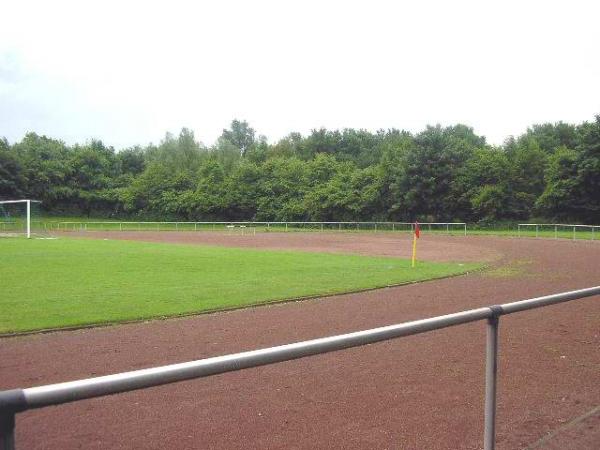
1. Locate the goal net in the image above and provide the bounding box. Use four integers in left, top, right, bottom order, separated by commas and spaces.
0, 200, 44, 238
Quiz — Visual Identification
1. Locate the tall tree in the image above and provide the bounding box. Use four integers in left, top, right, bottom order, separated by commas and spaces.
508, 138, 548, 218
11, 133, 71, 209
146, 128, 205, 172
539, 116, 600, 221
0, 138, 26, 198
453, 147, 512, 221
574, 115, 600, 221
392, 125, 482, 220
520, 122, 578, 154
68, 140, 119, 216
535, 147, 580, 219
221, 120, 256, 157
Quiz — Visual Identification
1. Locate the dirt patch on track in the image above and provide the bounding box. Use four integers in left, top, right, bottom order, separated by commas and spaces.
62, 230, 501, 263
1, 234, 599, 450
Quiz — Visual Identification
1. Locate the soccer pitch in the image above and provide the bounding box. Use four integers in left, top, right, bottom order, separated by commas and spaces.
0, 238, 481, 333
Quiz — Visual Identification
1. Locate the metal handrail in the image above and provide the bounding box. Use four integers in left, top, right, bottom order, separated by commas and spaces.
1, 286, 598, 450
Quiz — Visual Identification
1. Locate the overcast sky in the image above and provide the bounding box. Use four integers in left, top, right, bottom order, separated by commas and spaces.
1, 0, 599, 149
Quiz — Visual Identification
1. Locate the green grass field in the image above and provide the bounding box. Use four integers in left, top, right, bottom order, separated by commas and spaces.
0, 238, 480, 333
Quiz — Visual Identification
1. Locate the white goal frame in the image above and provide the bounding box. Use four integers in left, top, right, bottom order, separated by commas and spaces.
0, 199, 41, 238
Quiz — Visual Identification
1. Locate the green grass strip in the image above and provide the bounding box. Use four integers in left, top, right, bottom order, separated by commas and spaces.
0, 238, 480, 333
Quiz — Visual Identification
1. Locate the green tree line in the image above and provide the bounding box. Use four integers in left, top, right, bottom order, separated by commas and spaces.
1, 116, 599, 223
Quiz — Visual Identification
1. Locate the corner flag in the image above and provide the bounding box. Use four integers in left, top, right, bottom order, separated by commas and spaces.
412, 222, 420, 268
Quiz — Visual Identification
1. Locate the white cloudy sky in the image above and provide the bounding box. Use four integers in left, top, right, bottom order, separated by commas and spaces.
1, 0, 599, 149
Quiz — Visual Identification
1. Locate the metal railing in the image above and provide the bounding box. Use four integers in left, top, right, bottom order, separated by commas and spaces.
47, 221, 468, 235
1, 286, 598, 450
518, 223, 599, 240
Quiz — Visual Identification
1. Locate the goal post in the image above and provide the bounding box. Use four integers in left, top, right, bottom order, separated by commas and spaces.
0, 199, 42, 238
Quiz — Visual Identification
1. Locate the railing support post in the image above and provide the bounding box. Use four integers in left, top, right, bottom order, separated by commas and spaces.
484, 308, 501, 450
0, 389, 26, 450
0, 413, 15, 450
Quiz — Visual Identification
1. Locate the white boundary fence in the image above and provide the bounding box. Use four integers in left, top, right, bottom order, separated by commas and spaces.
0, 286, 598, 450
48, 221, 468, 235
518, 223, 599, 240
34, 220, 600, 241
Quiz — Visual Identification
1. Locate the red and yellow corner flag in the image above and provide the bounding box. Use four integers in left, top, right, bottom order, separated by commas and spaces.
411, 221, 420, 268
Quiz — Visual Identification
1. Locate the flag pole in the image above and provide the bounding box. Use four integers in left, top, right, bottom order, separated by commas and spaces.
411, 233, 417, 268
411, 221, 420, 268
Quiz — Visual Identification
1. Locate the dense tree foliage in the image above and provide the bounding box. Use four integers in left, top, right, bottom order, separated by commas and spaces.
1, 116, 599, 223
